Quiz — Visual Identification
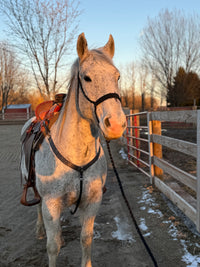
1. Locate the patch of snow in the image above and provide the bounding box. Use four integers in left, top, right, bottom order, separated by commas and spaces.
163, 213, 200, 266
138, 190, 153, 205
148, 207, 163, 218
138, 189, 164, 219
119, 148, 128, 160
181, 240, 200, 266
147, 207, 156, 214
143, 232, 151, 237
161, 194, 200, 237
138, 189, 159, 207
162, 220, 171, 224
139, 218, 148, 231
196, 243, 200, 248
93, 230, 101, 239
112, 216, 135, 242
168, 222, 178, 241
137, 188, 200, 267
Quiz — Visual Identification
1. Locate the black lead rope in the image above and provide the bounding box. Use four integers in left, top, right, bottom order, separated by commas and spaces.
106, 140, 158, 267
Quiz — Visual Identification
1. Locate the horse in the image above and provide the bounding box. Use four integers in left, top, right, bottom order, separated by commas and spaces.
20, 33, 126, 267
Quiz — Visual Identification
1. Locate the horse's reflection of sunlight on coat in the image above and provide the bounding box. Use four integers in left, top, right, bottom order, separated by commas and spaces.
20, 33, 126, 267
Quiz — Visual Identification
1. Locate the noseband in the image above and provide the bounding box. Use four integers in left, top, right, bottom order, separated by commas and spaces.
78, 74, 121, 123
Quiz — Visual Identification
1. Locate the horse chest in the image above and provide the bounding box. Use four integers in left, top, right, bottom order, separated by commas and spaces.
35, 147, 107, 201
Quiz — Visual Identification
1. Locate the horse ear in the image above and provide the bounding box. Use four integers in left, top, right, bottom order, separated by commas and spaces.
103, 34, 115, 58
77, 33, 88, 61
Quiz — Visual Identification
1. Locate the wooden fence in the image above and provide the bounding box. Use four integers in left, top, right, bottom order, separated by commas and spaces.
126, 110, 200, 232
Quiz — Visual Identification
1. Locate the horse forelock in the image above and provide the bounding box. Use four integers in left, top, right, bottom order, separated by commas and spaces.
90, 49, 114, 65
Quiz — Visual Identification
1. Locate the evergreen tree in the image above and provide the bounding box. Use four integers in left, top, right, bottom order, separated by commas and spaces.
168, 67, 200, 106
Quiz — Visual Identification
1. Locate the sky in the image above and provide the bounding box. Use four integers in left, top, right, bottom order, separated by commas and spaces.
77, 0, 200, 67
0, 0, 200, 68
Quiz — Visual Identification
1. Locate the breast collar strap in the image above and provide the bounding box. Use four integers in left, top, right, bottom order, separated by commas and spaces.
78, 74, 121, 123
48, 135, 101, 214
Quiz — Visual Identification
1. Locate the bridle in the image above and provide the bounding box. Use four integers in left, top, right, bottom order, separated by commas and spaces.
78, 73, 121, 123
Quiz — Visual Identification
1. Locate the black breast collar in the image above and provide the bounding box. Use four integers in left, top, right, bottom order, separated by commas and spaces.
48, 135, 101, 215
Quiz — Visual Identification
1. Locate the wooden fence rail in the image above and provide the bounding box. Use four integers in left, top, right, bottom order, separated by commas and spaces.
126, 110, 200, 232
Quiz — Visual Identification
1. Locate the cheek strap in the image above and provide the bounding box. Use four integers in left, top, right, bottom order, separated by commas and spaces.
78, 74, 121, 123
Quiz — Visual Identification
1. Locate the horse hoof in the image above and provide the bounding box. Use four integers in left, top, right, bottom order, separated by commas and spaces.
37, 233, 46, 240
61, 236, 65, 247
36, 231, 46, 239
103, 186, 107, 194
36, 225, 46, 240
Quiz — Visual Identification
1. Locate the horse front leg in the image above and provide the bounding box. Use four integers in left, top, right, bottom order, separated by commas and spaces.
36, 202, 46, 239
80, 214, 96, 267
42, 197, 63, 267
80, 177, 103, 267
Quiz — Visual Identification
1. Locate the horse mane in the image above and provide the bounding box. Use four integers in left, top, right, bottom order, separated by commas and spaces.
54, 59, 79, 136
65, 59, 79, 104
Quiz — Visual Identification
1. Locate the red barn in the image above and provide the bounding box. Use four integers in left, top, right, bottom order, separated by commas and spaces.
2, 104, 32, 120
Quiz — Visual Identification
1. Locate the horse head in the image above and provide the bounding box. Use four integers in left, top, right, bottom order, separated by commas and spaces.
77, 33, 126, 140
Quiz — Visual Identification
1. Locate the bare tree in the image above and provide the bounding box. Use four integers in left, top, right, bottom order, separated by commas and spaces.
0, 42, 19, 109
126, 62, 136, 109
0, 0, 80, 98
120, 62, 136, 108
140, 9, 200, 105
138, 63, 148, 111
8, 69, 30, 104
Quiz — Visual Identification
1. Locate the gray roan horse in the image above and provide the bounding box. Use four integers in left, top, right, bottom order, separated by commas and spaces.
20, 33, 126, 267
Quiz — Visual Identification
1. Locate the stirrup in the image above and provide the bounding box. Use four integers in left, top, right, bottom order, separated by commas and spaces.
20, 184, 41, 206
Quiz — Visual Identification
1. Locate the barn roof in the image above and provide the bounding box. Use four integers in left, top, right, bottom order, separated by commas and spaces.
5, 104, 31, 109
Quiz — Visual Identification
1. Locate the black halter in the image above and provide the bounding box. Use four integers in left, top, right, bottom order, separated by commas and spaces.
78, 74, 121, 123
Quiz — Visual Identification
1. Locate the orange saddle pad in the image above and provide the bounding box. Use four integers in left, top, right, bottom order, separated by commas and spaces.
35, 94, 66, 121
35, 100, 54, 121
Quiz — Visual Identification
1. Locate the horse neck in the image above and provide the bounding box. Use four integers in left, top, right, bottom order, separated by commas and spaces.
51, 85, 100, 166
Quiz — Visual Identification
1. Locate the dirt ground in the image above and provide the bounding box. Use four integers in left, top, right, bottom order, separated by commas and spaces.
0, 124, 200, 267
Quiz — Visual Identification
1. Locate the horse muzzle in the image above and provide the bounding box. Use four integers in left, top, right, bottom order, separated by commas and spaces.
100, 113, 127, 140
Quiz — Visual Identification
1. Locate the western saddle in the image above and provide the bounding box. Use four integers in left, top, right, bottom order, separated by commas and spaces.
20, 94, 66, 206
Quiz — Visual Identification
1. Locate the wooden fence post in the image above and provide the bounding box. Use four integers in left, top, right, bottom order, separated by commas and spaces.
152, 120, 163, 178
148, 113, 154, 184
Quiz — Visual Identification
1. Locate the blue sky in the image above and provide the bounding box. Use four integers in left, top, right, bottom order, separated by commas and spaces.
77, 0, 200, 66
0, 0, 200, 67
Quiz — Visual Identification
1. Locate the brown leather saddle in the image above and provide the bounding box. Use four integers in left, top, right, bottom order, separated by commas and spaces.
20, 94, 66, 206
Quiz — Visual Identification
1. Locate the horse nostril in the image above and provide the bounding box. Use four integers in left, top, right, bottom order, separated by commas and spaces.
122, 122, 126, 128
104, 117, 111, 127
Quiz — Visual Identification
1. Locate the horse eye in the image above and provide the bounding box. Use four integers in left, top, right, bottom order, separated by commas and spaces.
84, 75, 92, 82
118, 75, 120, 81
